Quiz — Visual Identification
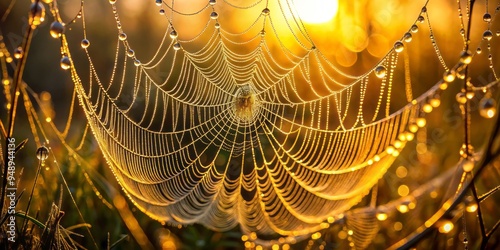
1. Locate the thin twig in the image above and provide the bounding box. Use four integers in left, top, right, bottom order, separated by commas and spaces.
109, 234, 130, 249
486, 219, 500, 242
478, 184, 500, 202
470, 182, 487, 246
0, 0, 18, 23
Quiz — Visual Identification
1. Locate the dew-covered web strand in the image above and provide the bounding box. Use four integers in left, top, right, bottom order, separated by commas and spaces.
56, 0, 500, 247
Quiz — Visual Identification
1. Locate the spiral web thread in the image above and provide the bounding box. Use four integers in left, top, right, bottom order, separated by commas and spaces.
47, 0, 500, 246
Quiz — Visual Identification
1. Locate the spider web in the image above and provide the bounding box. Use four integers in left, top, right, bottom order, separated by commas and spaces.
44, 0, 500, 247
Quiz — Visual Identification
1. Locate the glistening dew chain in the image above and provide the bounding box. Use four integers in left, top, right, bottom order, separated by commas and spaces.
33, 0, 500, 247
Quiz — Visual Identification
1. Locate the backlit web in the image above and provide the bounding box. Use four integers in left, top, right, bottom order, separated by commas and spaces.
38, 0, 500, 247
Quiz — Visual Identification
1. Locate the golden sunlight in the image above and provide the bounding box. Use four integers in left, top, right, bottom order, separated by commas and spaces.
292, 0, 338, 24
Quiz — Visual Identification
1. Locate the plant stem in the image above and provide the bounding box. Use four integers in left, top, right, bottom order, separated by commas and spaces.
463, 0, 475, 157
20, 160, 43, 237
0, 0, 39, 215
471, 182, 487, 245
15, 211, 46, 229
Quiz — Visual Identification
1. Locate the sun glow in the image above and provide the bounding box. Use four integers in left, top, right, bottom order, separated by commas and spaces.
293, 0, 339, 24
